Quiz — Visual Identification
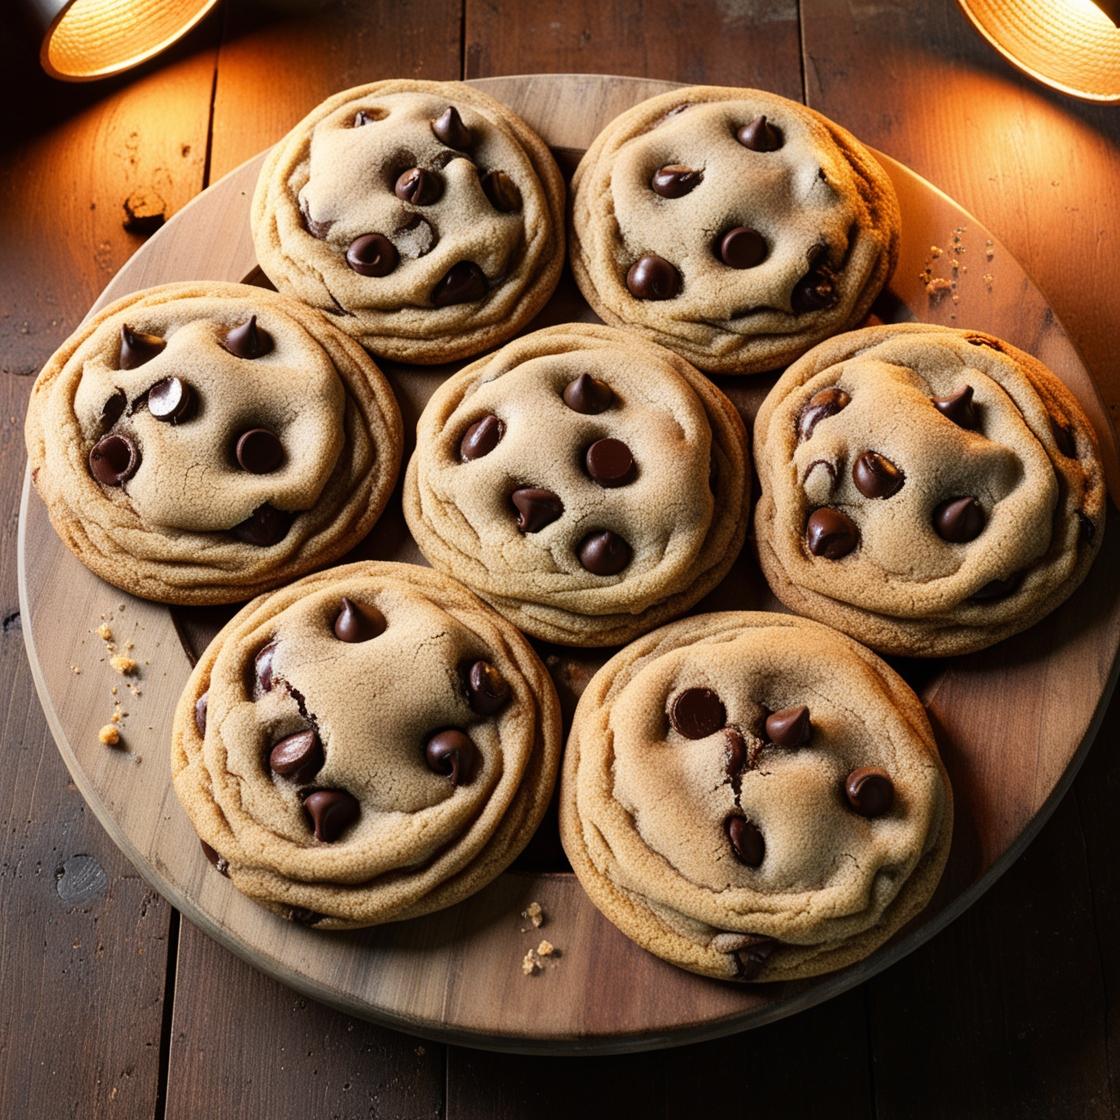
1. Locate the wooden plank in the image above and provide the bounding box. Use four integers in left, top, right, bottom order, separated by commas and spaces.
0, 15, 219, 1120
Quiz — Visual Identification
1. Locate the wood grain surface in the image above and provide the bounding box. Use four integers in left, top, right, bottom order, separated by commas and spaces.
4, 0, 1120, 1116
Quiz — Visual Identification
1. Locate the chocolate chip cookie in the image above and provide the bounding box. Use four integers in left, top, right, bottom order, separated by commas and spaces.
570, 86, 900, 374
24, 282, 402, 604
753, 324, 1106, 656
560, 611, 952, 981
251, 79, 565, 364
402, 323, 750, 646
172, 561, 562, 928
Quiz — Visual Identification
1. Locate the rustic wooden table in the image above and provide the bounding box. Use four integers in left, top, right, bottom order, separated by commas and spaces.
2, 1, 1118, 1116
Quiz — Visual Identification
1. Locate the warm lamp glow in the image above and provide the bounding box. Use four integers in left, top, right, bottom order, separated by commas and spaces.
958, 0, 1120, 102
30, 0, 220, 81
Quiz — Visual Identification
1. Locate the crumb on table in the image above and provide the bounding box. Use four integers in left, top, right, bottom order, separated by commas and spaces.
98, 724, 121, 747
97, 623, 112, 640
537, 940, 556, 958
522, 949, 541, 976
520, 900, 544, 930
110, 654, 138, 675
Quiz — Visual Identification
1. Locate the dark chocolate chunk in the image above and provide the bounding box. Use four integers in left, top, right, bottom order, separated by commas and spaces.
459, 414, 504, 461
736, 114, 782, 152
303, 789, 360, 842
394, 166, 444, 205
235, 428, 285, 474
480, 169, 522, 212
1051, 417, 1077, 457
200, 839, 229, 876
431, 261, 487, 306
346, 233, 399, 277
562, 373, 613, 414
269, 729, 324, 782
932, 496, 986, 543
852, 450, 904, 499
725, 728, 747, 778
765, 704, 811, 748
466, 660, 510, 716
577, 530, 632, 575
806, 507, 859, 559
717, 226, 767, 269
584, 438, 635, 488
101, 388, 127, 427
147, 377, 194, 424
792, 256, 839, 312
844, 768, 894, 817
669, 687, 726, 739
333, 597, 385, 642
231, 504, 292, 546
797, 386, 850, 440
1078, 512, 1096, 544
512, 487, 564, 532
651, 164, 703, 198
288, 907, 324, 925
424, 729, 479, 786
254, 641, 278, 692
89, 434, 140, 486
726, 815, 765, 867
119, 324, 165, 369
221, 315, 273, 359
299, 197, 333, 239
971, 573, 1022, 601
932, 385, 977, 429
431, 106, 473, 149
626, 254, 681, 300
194, 692, 208, 736
353, 109, 382, 126
734, 936, 776, 980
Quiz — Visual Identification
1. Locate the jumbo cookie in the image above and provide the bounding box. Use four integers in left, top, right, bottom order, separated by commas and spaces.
251, 79, 565, 364
172, 562, 562, 928
402, 323, 750, 646
560, 611, 952, 982
753, 324, 1106, 657
570, 85, 900, 374
24, 282, 402, 605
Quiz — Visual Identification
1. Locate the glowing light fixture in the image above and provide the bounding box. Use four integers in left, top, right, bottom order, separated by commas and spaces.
21, 0, 220, 81
958, 0, 1120, 102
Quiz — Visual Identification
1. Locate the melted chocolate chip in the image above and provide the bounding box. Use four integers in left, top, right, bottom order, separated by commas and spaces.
852, 450, 904, 499
1051, 417, 1077, 457
734, 937, 776, 980
765, 705, 811, 747
235, 428, 285, 474
424, 729, 479, 786
221, 315, 273, 359
725, 728, 747, 778
101, 389, 127, 427
254, 641, 278, 692
651, 164, 703, 198
269, 729, 324, 782
669, 687, 726, 739
288, 907, 324, 925
89, 434, 140, 486
466, 660, 510, 716
806, 508, 859, 558
1079, 512, 1096, 544
792, 256, 839, 313
480, 169, 522, 212
932, 385, 977, 429
119, 324, 165, 369
394, 166, 443, 205
299, 197, 333, 239
460, 414, 504, 461
562, 373, 614, 414
231, 504, 292, 546
200, 839, 229, 876
194, 692, 208, 736
584, 438, 635, 488
147, 377, 194, 424
726, 815, 765, 867
432, 261, 488, 306
333, 597, 385, 642
844, 768, 894, 817
971, 573, 1022, 601
512, 487, 564, 532
736, 114, 782, 151
798, 387, 850, 440
431, 106, 473, 149
346, 234, 399, 277
303, 789, 360, 842
717, 226, 767, 269
626, 254, 681, 300
933, 496, 986, 543
577, 530, 631, 575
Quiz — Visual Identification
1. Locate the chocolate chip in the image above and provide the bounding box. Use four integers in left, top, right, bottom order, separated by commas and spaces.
194, 692, 208, 736
254, 641, 278, 692
466, 660, 510, 715
200, 839, 229, 876
353, 109, 382, 126
346, 233, 399, 277
394, 167, 443, 205
299, 197, 333, 239
797, 386, 850, 440
231, 504, 292, 546
726, 815, 765, 867
288, 907, 323, 925
1051, 417, 1077, 457
333, 597, 385, 642
431, 106, 473, 149
852, 451, 904, 499
971, 573, 1022, 601
725, 728, 747, 778
220, 315, 273, 359
89, 434, 140, 486
147, 377, 194, 424
765, 704, 810, 747
932, 385, 977, 429
933, 496, 985, 543
512, 487, 564, 532
844, 768, 894, 817
736, 114, 782, 151
584, 438, 635, 488
669, 687, 726, 739
734, 936, 776, 980
717, 226, 767, 269
577, 530, 631, 575
424, 729, 478, 786
235, 428, 285, 474
303, 789, 360, 842
269, 729, 324, 782
101, 389, 127, 427
626, 254, 681, 300
806, 508, 859, 558
562, 373, 613, 414
1078, 512, 1096, 544
480, 170, 522, 212
651, 164, 703, 198
792, 256, 839, 312
432, 261, 487, 306
460, 414, 504, 461
119, 324, 165, 369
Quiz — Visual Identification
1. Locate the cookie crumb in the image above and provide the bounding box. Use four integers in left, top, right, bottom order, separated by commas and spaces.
521, 949, 541, 976
929, 245, 943, 258
110, 654, 138, 676
414, 1045, 426, 1057
537, 939, 556, 957
983, 272, 994, 291
520, 900, 544, 930
926, 277, 952, 298
98, 724, 121, 747
97, 623, 113, 640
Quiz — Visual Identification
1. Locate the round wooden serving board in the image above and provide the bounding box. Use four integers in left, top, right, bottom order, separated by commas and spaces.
18, 75, 1120, 1055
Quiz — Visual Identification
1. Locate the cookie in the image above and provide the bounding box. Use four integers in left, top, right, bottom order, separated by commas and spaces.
570, 85, 900, 374
560, 611, 952, 982
172, 561, 562, 928
402, 323, 750, 646
24, 282, 402, 605
251, 79, 565, 364
753, 324, 1106, 656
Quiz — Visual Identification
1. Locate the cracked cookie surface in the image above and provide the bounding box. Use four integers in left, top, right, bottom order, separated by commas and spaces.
24, 282, 402, 605
172, 561, 562, 928
402, 323, 750, 646
559, 611, 952, 981
251, 79, 565, 364
570, 85, 900, 375
753, 324, 1105, 656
